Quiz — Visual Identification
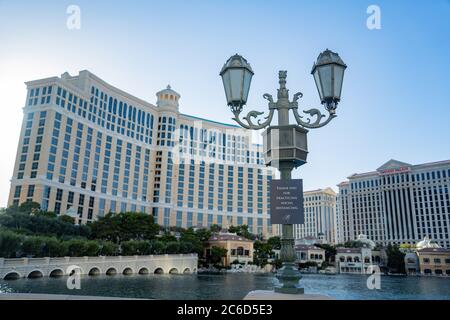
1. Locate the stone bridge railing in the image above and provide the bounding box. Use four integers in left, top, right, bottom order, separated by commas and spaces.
0, 254, 198, 280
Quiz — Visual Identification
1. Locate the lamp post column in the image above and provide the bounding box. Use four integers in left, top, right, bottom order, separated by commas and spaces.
274, 149, 303, 293
273, 72, 303, 293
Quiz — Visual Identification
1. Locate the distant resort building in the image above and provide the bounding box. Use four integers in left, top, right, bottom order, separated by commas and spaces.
404, 252, 420, 275
295, 233, 327, 246
204, 232, 254, 267
292, 188, 338, 244
415, 237, 450, 276
416, 248, 450, 276
335, 234, 384, 274
295, 245, 326, 267
336, 247, 373, 274
338, 159, 450, 248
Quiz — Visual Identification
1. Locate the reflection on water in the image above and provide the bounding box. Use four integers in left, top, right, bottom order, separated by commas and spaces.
0, 273, 449, 300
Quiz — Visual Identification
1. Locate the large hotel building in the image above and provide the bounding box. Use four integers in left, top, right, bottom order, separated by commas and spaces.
338, 159, 450, 248
8, 70, 275, 237
293, 188, 338, 244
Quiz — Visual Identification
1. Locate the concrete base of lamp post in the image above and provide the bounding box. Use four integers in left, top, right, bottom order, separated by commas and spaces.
243, 290, 333, 300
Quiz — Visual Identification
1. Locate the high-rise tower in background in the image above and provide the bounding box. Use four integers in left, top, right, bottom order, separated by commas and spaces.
293, 188, 338, 244
338, 159, 450, 248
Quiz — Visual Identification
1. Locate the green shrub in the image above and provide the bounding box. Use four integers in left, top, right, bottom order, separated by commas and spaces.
165, 241, 180, 254
22, 236, 44, 257
121, 240, 139, 255
42, 237, 67, 257
65, 239, 87, 257
84, 241, 100, 256
100, 241, 119, 256
179, 241, 194, 254
58, 215, 75, 224
150, 240, 166, 254
136, 241, 151, 255
0, 230, 23, 258
120, 240, 153, 256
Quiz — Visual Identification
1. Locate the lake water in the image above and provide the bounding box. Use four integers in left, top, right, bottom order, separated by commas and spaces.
1, 273, 449, 300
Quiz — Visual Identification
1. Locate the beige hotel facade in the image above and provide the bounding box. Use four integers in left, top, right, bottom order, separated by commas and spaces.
293, 188, 338, 244
8, 70, 276, 237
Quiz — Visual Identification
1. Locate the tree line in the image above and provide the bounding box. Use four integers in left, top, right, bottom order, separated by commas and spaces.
0, 202, 209, 259
0, 202, 283, 269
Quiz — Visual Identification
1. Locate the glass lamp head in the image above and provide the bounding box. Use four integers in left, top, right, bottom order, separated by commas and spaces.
311, 49, 347, 111
220, 54, 254, 113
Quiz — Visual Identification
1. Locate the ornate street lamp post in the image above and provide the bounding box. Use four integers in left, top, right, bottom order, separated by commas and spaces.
220, 50, 346, 294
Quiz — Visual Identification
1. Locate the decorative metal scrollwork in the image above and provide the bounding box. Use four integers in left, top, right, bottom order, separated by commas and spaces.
292, 106, 336, 129
232, 93, 275, 130
231, 72, 336, 130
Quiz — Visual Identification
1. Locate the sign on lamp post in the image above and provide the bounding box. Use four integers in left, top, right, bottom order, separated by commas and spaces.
270, 179, 304, 225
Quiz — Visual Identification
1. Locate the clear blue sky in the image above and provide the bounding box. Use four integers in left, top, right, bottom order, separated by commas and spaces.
0, 0, 449, 206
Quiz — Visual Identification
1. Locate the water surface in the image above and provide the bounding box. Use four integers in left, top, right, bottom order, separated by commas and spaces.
1, 273, 449, 300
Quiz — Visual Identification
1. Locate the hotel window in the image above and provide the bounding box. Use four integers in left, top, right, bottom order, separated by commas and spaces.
54, 189, 63, 215
247, 217, 253, 233
78, 194, 85, 209
67, 191, 74, 205
123, 143, 132, 198
56, 188, 63, 201
100, 135, 112, 194
257, 218, 263, 236
187, 160, 195, 208
227, 166, 234, 212
196, 212, 204, 227
91, 131, 103, 192
88, 208, 93, 220
69, 123, 83, 186
247, 169, 254, 213
99, 198, 105, 217
58, 117, 73, 183
110, 200, 116, 213
177, 161, 185, 207
176, 211, 183, 228
208, 164, 215, 210
14, 185, 22, 199
165, 152, 173, 203
217, 215, 223, 226
164, 208, 171, 226
207, 214, 213, 227
81, 127, 93, 186
187, 212, 193, 228
257, 171, 263, 214
142, 149, 150, 201
54, 202, 61, 215
18, 113, 34, 179
197, 162, 205, 209
131, 146, 141, 200
41, 186, 51, 211
112, 140, 122, 196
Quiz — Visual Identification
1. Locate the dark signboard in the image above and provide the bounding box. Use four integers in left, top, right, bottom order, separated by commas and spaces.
270, 179, 304, 224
